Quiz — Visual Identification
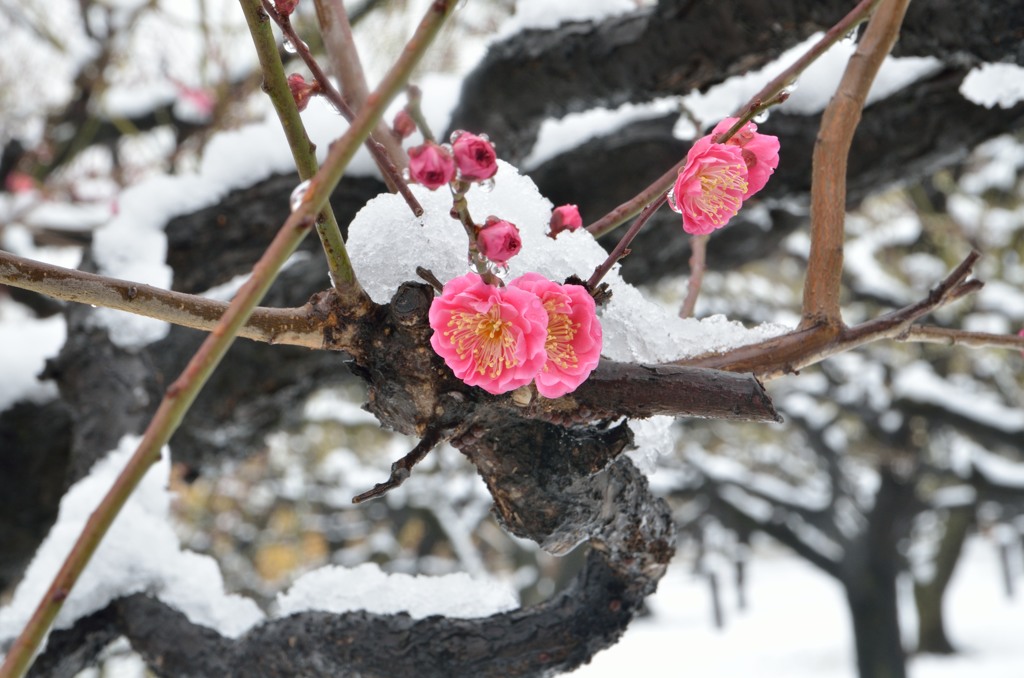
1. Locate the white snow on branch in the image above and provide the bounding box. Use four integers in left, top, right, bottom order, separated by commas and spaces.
960, 63, 1024, 110
893, 362, 1024, 434
0, 297, 65, 413
0, 436, 265, 654
87, 98, 379, 349
347, 160, 789, 364
275, 563, 517, 620
969, 445, 1024, 489
675, 33, 942, 133
524, 98, 680, 169
498, 0, 646, 38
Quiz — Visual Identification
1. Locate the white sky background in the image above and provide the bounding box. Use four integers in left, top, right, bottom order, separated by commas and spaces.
2, 0, 1024, 675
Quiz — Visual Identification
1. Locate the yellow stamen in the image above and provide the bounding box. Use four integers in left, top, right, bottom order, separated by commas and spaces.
445, 304, 518, 377
693, 162, 747, 225
543, 300, 579, 371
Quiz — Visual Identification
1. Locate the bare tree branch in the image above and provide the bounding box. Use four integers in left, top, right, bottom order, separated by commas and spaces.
680, 250, 983, 379
802, 0, 911, 328
0, 250, 326, 348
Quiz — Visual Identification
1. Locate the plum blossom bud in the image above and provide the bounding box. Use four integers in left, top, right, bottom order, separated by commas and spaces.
407, 142, 456, 190
393, 110, 417, 139
452, 131, 498, 181
287, 74, 318, 112
275, 0, 299, 16
4, 171, 37, 194
476, 217, 522, 264
548, 204, 582, 238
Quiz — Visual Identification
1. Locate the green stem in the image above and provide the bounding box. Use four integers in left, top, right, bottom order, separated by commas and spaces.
240, 0, 354, 289
261, 0, 423, 216
0, 3, 456, 675
449, 181, 497, 284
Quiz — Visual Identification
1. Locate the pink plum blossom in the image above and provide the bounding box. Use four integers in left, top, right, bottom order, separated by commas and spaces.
452, 131, 498, 181
549, 204, 583, 238
711, 117, 780, 197
429, 273, 549, 395
669, 137, 749, 235
408, 142, 456, 190
510, 273, 602, 398
4, 172, 37, 194
476, 217, 522, 264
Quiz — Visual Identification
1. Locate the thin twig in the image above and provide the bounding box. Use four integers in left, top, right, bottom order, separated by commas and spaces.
585, 0, 882, 239
801, 0, 909, 328
240, 0, 353, 289
897, 326, 1024, 352
679, 233, 708, 318
0, 2, 456, 674
263, 0, 423, 215
680, 250, 983, 380
405, 85, 435, 142
587, 194, 666, 290
415, 266, 444, 292
352, 428, 442, 503
0, 250, 326, 348
314, 0, 408, 169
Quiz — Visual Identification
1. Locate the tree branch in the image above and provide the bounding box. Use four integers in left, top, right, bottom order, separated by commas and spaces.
801, 0, 911, 328
0, 250, 326, 348
898, 326, 1024, 352
313, 0, 408, 171
239, 0, 353, 289
681, 250, 983, 378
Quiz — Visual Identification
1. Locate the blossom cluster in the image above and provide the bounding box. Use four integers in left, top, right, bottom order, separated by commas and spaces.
670, 117, 780, 235
407, 131, 498, 189
429, 272, 602, 398
403, 127, 601, 396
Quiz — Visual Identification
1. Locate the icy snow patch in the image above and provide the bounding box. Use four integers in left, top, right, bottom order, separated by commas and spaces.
275, 563, 517, 619
347, 161, 789, 364
0, 436, 264, 651
961, 63, 1024, 109
0, 298, 65, 413
628, 416, 677, 474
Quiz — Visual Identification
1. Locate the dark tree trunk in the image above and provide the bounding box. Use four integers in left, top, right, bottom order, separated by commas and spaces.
914, 505, 972, 654
842, 469, 915, 678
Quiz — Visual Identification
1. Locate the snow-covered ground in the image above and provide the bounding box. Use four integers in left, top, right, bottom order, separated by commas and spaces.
575, 537, 1024, 677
